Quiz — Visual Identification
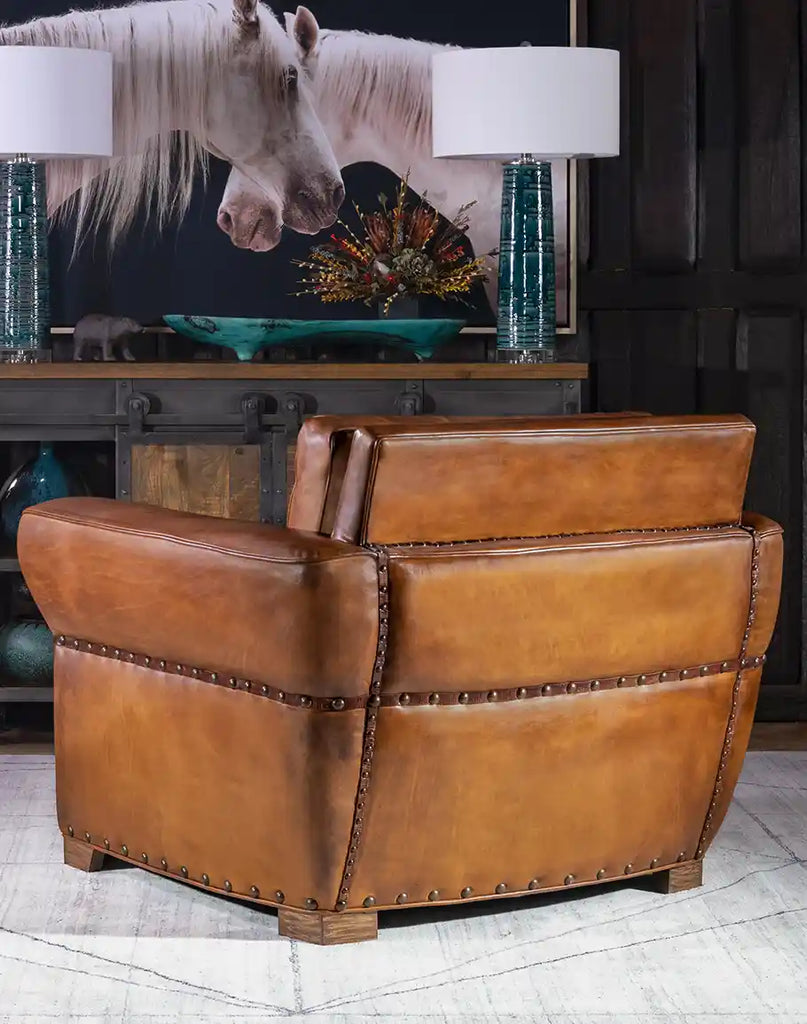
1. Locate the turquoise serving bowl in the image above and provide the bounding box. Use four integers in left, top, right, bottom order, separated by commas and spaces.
163, 316, 466, 361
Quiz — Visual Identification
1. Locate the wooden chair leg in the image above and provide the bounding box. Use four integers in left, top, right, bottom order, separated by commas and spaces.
64, 835, 106, 872
278, 906, 378, 945
656, 859, 703, 894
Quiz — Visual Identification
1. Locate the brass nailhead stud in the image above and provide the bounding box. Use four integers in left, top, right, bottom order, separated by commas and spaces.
128, 652, 135, 662
624, 864, 633, 874
144, 657, 151, 667
250, 885, 259, 897
224, 880, 232, 892
363, 896, 376, 908
516, 687, 528, 699
160, 858, 167, 869
428, 890, 440, 901
73, 640, 81, 649
721, 661, 730, 672
202, 874, 209, 886
677, 852, 687, 862
274, 890, 285, 903
564, 875, 575, 886
566, 682, 577, 694
244, 681, 251, 691
261, 685, 269, 695
429, 693, 440, 705
113, 649, 120, 658
210, 672, 217, 682
191, 667, 199, 677
84, 831, 91, 842
101, 646, 108, 655
300, 696, 312, 708
336, 900, 347, 911
305, 898, 319, 910
591, 680, 601, 690
67, 826, 74, 837
700, 665, 710, 676
277, 690, 285, 701
461, 887, 473, 899
331, 698, 346, 711
528, 878, 540, 890
659, 671, 669, 682
596, 869, 606, 880
458, 692, 470, 704
57, 636, 66, 646
495, 883, 507, 894
396, 892, 408, 904
158, 660, 166, 670
141, 853, 148, 863
637, 674, 647, 685
541, 684, 552, 695
617, 676, 627, 687
398, 693, 411, 706
229, 677, 237, 688
180, 866, 188, 877
650, 858, 659, 868
121, 845, 128, 856
104, 839, 110, 850
487, 690, 498, 702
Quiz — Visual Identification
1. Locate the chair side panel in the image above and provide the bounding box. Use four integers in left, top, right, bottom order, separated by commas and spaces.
54, 648, 365, 911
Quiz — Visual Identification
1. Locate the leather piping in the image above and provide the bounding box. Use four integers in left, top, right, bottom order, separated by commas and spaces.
695, 522, 760, 858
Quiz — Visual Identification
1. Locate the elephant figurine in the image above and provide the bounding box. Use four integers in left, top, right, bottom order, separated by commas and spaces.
72, 314, 145, 362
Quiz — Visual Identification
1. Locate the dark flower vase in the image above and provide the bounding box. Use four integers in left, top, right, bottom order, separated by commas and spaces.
0, 443, 87, 543
0, 620, 53, 685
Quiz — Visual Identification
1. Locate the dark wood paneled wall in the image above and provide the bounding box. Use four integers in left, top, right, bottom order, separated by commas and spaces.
579, 0, 807, 719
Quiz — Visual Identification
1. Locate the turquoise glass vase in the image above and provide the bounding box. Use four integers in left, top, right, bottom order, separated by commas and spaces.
497, 159, 556, 361
0, 444, 87, 543
0, 157, 51, 363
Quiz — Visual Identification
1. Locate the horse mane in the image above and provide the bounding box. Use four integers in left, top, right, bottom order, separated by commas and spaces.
0, 0, 286, 247
315, 30, 454, 154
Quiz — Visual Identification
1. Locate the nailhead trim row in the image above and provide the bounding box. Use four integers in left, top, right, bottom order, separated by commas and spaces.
54, 637, 361, 713
381, 658, 765, 707
54, 634, 765, 712
334, 545, 390, 912
383, 522, 743, 550
65, 829, 319, 911
695, 524, 760, 858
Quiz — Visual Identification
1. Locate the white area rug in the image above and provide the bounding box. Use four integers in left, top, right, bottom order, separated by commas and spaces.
0, 752, 805, 1024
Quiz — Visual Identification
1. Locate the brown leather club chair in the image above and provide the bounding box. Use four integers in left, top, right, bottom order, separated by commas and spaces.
18, 413, 783, 945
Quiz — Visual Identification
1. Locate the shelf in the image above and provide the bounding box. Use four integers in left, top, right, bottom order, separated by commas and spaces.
0, 686, 53, 703
0, 362, 588, 381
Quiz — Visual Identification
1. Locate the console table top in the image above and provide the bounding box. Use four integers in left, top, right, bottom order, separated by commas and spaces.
0, 362, 587, 381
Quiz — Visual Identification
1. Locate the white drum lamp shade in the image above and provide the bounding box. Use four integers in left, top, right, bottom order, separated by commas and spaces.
0, 46, 113, 159
432, 47, 620, 161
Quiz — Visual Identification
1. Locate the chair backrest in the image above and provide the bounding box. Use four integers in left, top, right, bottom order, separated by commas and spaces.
287, 412, 653, 537
328, 414, 755, 545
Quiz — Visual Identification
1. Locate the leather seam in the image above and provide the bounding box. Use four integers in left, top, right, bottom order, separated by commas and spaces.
54, 636, 763, 710
694, 523, 760, 858
26, 510, 366, 565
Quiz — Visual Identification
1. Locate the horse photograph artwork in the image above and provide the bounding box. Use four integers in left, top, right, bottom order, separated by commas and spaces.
0, 0, 574, 334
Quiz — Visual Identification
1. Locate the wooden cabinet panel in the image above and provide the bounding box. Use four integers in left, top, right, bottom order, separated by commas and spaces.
131, 445, 260, 521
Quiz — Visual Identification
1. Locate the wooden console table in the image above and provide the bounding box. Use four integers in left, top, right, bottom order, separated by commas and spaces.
0, 361, 586, 715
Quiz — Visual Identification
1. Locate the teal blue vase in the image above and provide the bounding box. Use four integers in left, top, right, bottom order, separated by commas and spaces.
497, 160, 556, 361
0, 157, 51, 363
0, 620, 54, 685
0, 444, 87, 543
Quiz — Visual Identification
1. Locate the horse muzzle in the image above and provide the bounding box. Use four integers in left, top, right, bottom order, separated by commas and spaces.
216, 203, 283, 252
284, 178, 345, 235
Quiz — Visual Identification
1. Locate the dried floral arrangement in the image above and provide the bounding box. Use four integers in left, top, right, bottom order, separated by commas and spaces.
294, 177, 492, 313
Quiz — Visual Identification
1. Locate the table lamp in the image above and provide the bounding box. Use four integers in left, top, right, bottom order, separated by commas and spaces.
0, 46, 113, 363
432, 45, 620, 362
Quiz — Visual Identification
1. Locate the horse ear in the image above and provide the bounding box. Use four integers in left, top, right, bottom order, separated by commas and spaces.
233, 0, 259, 33
293, 5, 319, 59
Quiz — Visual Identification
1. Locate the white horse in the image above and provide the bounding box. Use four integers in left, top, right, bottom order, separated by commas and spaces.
0, 0, 344, 249
218, 5, 568, 310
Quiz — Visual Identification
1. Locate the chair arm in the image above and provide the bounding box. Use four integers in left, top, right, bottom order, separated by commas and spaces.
18, 498, 379, 699
743, 512, 784, 657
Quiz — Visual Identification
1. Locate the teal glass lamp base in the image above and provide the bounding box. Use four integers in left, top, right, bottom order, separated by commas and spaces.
496, 158, 556, 362
0, 157, 51, 364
